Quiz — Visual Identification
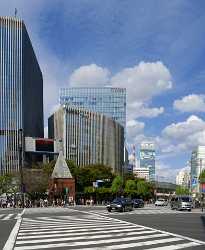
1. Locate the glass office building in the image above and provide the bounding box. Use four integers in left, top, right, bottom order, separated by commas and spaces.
139, 142, 155, 181
48, 105, 124, 174
190, 146, 205, 193
0, 17, 43, 174
60, 87, 126, 128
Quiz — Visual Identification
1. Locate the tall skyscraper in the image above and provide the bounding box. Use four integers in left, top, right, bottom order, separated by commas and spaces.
59, 87, 126, 128
48, 105, 124, 174
190, 146, 205, 193
0, 17, 43, 174
139, 142, 155, 181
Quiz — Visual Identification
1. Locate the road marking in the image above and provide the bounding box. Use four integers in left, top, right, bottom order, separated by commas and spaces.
2, 214, 14, 220
148, 242, 200, 249
17, 224, 140, 236
17, 228, 156, 240
3, 209, 25, 250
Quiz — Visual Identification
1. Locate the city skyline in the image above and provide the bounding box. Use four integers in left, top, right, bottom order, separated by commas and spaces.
0, 1, 205, 182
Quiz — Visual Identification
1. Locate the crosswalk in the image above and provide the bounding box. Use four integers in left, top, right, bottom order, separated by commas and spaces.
13, 213, 205, 249
88, 208, 182, 216
0, 213, 21, 220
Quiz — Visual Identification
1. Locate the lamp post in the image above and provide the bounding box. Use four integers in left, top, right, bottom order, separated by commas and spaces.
18, 129, 24, 208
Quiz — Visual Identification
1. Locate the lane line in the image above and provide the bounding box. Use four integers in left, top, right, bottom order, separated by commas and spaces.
3, 209, 25, 250
148, 241, 200, 250
2, 214, 13, 220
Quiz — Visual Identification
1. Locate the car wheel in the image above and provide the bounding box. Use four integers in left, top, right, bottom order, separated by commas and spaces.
107, 208, 111, 212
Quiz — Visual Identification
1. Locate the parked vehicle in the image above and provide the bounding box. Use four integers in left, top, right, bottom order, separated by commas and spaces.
155, 198, 168, 206
132, 198, 144, 208
170, 196, 192, 211
106, 197, 133, 212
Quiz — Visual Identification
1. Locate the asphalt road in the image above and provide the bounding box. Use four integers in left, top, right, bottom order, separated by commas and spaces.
0, 206, 205, 249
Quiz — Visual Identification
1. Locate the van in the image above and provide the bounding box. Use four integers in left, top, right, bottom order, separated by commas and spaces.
170, 196, 192, 211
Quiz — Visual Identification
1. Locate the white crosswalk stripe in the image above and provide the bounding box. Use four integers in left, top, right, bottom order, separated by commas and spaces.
0, 213, 20, 220
87, 207, 185, 216
14, 213, 205, 250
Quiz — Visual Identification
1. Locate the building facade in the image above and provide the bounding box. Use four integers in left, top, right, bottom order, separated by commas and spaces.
139, 142, 155, 181
0, 17, 43, 174
48, 105, 124, 174
133, 167, 150, 181
59, 87, 126, 128
190, 146, 205, 193
176, 167, 190, 189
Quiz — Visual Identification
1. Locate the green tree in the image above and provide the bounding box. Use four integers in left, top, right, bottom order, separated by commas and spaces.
111, 176, 123, 195
175, 186, 190, 195
0, 174, 13, 195
124, 180, 137, 197
199, 170, 205, 184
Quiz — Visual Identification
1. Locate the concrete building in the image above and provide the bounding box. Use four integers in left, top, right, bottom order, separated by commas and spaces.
133, 167, 149, 181
139, 142, 155, 181
190, 146, 205, 193
0, 17, 43, 174
48, 105, 124, 174
176, 167, 190, 189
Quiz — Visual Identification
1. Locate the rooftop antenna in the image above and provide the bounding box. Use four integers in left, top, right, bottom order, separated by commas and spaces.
15, 8, 17, 18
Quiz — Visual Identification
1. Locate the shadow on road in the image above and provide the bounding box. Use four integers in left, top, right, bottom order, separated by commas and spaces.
200, 214, 205, 230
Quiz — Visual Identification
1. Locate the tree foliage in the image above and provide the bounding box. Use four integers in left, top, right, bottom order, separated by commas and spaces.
0, 174, 15, 195
124, 180, 137, 197
111, 176, 123, 194
175, 186, 190, 195
199, 170, 205, 184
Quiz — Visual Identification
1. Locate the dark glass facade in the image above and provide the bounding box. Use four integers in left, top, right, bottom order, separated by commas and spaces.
0, 17, 43, 174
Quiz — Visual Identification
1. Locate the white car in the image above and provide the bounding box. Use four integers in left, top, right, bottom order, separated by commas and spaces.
155, 199, 168, 206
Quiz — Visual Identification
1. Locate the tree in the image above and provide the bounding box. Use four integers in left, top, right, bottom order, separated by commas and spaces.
199, 170, 205, 184
124, 180, 137, 197
175, 186, 190, 195
0, 174, 14, 195
136, 180, 154, 199
111, 176, 123, 195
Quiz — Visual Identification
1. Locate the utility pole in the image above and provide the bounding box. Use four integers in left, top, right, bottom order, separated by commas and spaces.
19, 129, 24, 208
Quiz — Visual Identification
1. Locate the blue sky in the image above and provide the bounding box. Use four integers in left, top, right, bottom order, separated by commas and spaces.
1, 0, 205, 182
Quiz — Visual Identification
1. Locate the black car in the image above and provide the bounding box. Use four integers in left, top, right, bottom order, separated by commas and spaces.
106, 197, 133, 212
132, 198, 144, 208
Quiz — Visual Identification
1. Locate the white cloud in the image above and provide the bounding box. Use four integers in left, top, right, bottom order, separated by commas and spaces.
159, 115, 205, 154
69, 64, 110, 87
111, 61, 172, 102
127, 102, 164, 120
174, 94, 205, 112
126, 120, 145, 143
155, 161, 180, 183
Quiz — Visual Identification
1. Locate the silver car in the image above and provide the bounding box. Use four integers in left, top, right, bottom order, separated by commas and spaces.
171, 196, 192, 211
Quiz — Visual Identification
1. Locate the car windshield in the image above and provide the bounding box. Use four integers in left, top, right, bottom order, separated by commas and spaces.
113, 198, 124, 203
181, 197, 191, 202
157, 199, 165, 201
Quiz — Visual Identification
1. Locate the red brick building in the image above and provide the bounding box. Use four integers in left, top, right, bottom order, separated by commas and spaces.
49, 152, 75, 203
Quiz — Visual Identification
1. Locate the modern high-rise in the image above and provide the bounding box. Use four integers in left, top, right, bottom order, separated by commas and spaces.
59, 87, 126, 128
0, 17, 44, 174
139, 142, 155, 181
190, 146, 205, 193
176, 167, 190, 189
48, 105, 124, 174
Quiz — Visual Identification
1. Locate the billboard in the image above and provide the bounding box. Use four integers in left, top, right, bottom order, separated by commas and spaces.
36, 139, 54, 152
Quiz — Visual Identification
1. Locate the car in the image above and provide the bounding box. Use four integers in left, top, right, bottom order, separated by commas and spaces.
170, 196, 192, 211
155, 198, 168, 206
132, 198, 144, 208
106, 197, 133, 212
